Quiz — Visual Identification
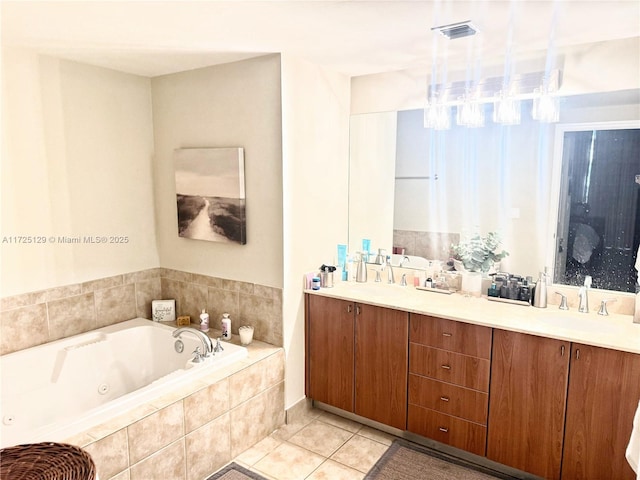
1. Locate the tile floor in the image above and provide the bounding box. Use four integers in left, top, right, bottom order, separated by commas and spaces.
232, 408, 397, 480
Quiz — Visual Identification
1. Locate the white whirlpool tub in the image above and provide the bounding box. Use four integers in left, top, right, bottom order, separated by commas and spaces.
0, 318, 248, 448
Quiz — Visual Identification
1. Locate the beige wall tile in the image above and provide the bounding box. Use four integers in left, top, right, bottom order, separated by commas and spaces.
185, 413, 231, 480
239, 294, 283, 346
130, 439, 186, 480
84, 428, 129, 480
161, 268, 193, 283
230, 350, 284, 408
44, 284, 83, 302
207, 288, 240, 327
95, 284, 137, 327
161, 278, 207, 321
122, 268, 161, 284
191, 273, 223, 288
184, 378, 230, 433
128, 401, 185, 464
0, 303, 48, 354
230, 382, 285, 457
134, 277, 162, 319
1, 291, 40, 311
82, 275, 124, 293
47, 293, 96, 341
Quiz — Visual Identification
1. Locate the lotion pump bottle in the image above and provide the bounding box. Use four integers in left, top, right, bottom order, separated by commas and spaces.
199, 309, 210, 332
221, 313, 232, 340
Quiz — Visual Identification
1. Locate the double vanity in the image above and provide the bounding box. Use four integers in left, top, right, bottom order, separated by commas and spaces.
304, 282, 640, 480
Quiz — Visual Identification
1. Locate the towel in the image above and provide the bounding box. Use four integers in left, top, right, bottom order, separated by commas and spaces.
627, 399, 640, 478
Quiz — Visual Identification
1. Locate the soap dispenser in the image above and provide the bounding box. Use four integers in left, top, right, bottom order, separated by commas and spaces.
532, 271, 548, 308
356, 252, 368, 283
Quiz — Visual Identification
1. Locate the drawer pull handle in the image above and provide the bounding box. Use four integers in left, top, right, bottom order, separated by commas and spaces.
438, 427, 449, 433
442, 332, 452, 337
440, 396, 450, 402
441, 364, 451, 370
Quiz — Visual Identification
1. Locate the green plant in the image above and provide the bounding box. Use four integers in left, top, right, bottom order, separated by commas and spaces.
451, 232, 509, 273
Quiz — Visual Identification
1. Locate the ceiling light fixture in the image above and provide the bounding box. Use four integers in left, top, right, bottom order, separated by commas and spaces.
431, 20, 479, 40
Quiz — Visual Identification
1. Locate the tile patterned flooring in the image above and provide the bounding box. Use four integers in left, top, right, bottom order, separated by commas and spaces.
232, 408, 396, 480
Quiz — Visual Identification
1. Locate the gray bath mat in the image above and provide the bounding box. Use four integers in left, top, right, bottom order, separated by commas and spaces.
365, 439, 519, 480
206, 462, 268, 480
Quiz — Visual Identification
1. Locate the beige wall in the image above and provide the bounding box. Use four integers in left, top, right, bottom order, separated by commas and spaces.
151, 54, 284, 289
281, 54, 350, 408
1, 48, 158, 296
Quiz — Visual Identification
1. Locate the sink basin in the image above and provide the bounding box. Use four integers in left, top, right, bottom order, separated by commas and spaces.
536, 315, 628, 335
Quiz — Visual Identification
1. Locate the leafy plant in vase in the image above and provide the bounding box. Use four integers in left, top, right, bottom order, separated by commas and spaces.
451, 232, 509, 295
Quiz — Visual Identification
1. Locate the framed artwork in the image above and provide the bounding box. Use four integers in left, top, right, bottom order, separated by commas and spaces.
174, 147, 246, 244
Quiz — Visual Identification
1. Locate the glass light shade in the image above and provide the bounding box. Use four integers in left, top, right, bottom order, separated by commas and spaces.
493, 92, 521, 125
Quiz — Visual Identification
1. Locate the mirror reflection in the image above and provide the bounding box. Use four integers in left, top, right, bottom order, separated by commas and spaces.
348, 91, 640, 293
554, 126, 640, 293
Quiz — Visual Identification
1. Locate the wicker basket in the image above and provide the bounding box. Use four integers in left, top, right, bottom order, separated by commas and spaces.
0, 442, 96, 480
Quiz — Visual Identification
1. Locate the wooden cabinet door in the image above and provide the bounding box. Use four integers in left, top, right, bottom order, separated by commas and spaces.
305, 294, 355, 412
487, 330, 570, 480
562, 344, 640, 480
355, 303, 409, 430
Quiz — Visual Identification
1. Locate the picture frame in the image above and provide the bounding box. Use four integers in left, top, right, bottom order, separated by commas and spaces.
174, 147, 247, 244
152, 299, 176, 322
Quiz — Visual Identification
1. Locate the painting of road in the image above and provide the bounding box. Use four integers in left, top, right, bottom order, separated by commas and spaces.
174, 148, 246, 244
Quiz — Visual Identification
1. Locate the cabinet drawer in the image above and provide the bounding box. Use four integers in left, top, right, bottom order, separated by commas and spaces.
407, 404, 487, 457
408, 374, 488, 424
409, 344, 490, 392
410, 314, 492, 359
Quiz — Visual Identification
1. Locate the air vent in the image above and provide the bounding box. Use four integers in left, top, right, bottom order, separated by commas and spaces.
432, 20, 478, 40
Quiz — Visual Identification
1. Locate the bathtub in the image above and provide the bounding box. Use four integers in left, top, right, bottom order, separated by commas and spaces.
0, 318, 248, 448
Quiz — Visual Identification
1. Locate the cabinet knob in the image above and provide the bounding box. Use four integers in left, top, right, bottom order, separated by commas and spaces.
440, 396, 450, 402
438, 427, 449, 433
441, 364, 451, 370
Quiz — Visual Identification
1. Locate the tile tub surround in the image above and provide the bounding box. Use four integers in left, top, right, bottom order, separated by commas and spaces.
0, 267, 283, 354
64, 340, 285, 480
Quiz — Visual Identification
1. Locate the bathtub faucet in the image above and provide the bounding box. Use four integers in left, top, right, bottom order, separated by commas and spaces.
172, 327, 214, 358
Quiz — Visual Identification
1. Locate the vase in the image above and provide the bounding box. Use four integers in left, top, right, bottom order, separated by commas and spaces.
461, 271, 483, 297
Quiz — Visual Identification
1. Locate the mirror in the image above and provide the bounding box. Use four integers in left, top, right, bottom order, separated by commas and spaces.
348, 90, 640, 293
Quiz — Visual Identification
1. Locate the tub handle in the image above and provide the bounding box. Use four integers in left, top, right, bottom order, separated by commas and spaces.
191, 347, 206, 363
213, 338, 224, 353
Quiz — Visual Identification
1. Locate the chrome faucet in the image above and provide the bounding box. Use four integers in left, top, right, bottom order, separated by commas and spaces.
172, 327, 214, 358
385, 256, 395, 284
598, 299, 616, 316
399, 256, 410, 267
578, 275, 592, 313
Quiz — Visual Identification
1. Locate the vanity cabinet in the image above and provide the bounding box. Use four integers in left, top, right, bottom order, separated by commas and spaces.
562, 343, 640, 480
407, 314, 492, 456
355, 303, 409, 430
305, 294, 409, 429
305, 294, 355, 412
487, 330, 570, 480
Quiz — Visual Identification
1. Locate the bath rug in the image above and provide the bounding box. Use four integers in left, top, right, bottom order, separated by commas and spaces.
206, 462, 268, 480
365, 439, 519, 480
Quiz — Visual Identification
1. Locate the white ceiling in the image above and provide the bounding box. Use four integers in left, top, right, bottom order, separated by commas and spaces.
1, 1, 639, 79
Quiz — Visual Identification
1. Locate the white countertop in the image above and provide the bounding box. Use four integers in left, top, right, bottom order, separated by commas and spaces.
306, 282, 640, 355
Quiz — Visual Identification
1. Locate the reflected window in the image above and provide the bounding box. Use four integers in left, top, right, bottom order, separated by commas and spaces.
555, 127, 640, 293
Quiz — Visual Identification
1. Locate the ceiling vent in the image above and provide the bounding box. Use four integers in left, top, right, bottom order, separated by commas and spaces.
431, 20, 478, 40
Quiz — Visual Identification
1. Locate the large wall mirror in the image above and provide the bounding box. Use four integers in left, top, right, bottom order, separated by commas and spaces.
348, 90, 640, 294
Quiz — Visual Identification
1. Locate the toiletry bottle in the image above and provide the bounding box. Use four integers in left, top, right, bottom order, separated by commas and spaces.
356, 252, 368, 283
532, 271, 548, 308
221, 313, 232, 340
199, 309, 209, 332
